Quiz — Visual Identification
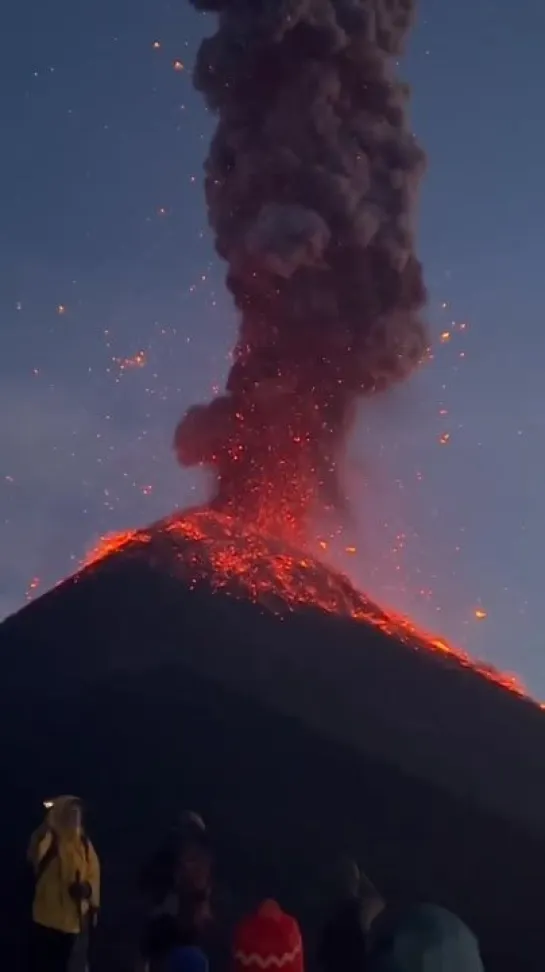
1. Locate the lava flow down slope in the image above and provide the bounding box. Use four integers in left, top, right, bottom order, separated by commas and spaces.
2, 511, 545, 970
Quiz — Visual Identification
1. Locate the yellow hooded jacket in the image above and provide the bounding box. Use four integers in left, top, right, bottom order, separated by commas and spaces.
27, 796, 100, 935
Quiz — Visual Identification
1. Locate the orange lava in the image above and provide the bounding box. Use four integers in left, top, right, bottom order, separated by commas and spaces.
83, 508, 534, 705
84, 529, 142, 564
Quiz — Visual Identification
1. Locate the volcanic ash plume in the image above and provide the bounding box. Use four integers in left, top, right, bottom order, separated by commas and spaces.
174, 0, 429, 535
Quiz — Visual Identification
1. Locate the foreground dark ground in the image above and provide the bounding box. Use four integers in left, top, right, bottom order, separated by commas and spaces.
2, 547, 545, 970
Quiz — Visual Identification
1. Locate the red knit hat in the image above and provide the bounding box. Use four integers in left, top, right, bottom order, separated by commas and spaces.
233, 900, 304, 972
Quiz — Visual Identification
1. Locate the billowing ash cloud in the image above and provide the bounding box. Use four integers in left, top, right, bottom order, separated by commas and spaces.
175, 0, 428, 535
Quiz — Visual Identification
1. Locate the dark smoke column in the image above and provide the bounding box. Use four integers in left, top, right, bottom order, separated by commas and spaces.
175, 0, 428, 536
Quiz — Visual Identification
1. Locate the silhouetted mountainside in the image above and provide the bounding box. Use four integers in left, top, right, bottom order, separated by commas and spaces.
2, 540, 545, 970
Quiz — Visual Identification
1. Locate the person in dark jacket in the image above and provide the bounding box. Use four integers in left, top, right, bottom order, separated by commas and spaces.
140, 813, 210, 913
139, 812, 212, 970
367, 903, 484, 972
318, 858, 383, 972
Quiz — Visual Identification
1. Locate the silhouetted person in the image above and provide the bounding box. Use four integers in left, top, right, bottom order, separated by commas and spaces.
139, 812, 212, 970
318, 858, 381, 972
27, 795, 100, 972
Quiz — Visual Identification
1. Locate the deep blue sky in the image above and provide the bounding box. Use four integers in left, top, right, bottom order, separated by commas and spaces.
2, 1, 544, 694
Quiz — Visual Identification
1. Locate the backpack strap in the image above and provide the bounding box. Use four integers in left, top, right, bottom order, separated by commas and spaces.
34, 831, 59, 885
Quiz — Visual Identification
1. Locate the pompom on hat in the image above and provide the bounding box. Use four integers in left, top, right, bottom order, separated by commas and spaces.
233, 900, 304, 972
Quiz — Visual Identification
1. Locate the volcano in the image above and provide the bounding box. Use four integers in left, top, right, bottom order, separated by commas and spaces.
2, 510, 545, 971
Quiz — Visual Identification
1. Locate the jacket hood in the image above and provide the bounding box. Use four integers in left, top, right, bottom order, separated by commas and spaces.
369, 904, 484, 972
44, 795, 82, 837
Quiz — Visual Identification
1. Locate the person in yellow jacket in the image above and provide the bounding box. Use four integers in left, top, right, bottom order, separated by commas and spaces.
27, 795, 100, 971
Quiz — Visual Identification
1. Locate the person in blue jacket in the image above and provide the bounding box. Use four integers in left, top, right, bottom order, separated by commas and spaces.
164, 944, 209, 972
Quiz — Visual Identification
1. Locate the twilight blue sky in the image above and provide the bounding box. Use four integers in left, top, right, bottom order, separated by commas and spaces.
2, 1, 545, 694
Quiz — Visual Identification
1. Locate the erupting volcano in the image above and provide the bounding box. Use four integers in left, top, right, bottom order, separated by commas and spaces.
77, 0, 536, 710
174, 0, 429, 535
4, 5, 545, 969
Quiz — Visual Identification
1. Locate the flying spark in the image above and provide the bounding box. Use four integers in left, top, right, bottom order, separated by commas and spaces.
25, 577, 41, 601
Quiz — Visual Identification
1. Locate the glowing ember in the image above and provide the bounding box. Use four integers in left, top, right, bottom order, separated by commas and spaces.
116, 351, 147, 372
25, 577, 41, 602
82, 508, 531, 704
